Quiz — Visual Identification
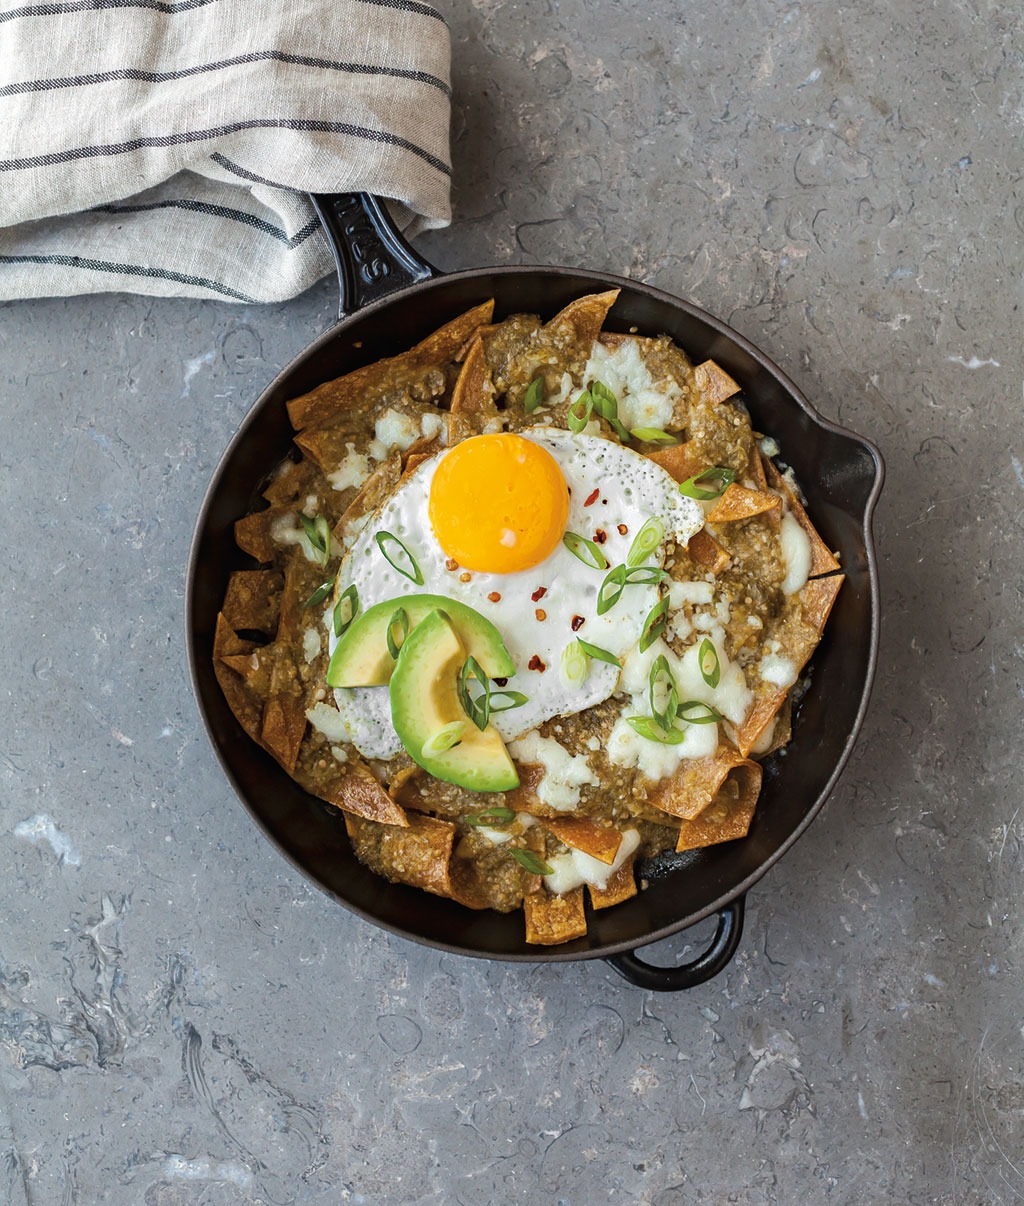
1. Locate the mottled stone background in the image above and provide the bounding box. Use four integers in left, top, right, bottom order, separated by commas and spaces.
2, 1, 1022, 1203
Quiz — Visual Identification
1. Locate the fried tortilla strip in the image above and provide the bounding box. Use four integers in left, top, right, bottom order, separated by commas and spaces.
262, 457, 318, 506
212, 627, 263, 742
687, 528, 731, 574
333, 450, 402, 546
234, 507, 289, 564
647, 749, 763, 822
222, 570, 282, 633
734, 575, 844, 756
287, 301, 496, 432
747, 444, 769, 490
524, 887, 587, 945
449, 336, 496, 417
315, 756, 408, 827
213, 611, 253, 659
345, 812, 457, 897
545, 289, 620, 347
540, 817, 622, 865
647, 440, 704, 484
218, 652, 258, 679
692, 359, 741, 406
675, 785, 757, 852
588, 857, 638, 910
273, 558, 307, 651
707, 483, 782, 524
261, 694, 307, 774
763, 458, 842, 576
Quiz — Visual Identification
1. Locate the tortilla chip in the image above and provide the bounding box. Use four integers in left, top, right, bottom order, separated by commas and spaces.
675, 783, 757, 852
707, 484, 782, 524
540, 817, 622, 865
334, 450, 402, 545
545, 290, 620, 347
222, 570, 282, 633
287, 301, 495, 431
647, 749, 763, 822
587, 858, 638, 909
801, 573, 844, 631
647, 441, 704, 484
692, 359, 740, 406
524, 887, 587, 945
747, 444, 769, 490
764, 458, 842, 576
345, 811, 456, 896
261, 694, 307, 774
218, 652, 259, 679
316, 757, 408, 827
734, 689, 787, 759
273, 559, 308, 651
262, 457, 318, 506
234, 508, 286, 564
213, 611, 253, 659
449, 336, 496, 417
687, 528, 730, 574
213, 658, 263, 742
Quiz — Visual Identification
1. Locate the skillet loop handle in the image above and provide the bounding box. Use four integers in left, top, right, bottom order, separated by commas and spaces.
605, 896, 745, 992
310, 193, 438, 321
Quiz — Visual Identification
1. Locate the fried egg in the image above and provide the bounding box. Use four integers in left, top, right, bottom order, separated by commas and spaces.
327, 428, 703, 759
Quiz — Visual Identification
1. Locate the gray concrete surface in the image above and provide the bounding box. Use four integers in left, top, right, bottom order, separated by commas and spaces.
1, 1, 1022, 1202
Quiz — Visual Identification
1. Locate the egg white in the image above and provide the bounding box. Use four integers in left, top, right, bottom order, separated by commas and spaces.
326, 428, 703, 760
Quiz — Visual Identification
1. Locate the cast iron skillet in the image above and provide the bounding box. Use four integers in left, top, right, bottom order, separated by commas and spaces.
187, 194, 884, 991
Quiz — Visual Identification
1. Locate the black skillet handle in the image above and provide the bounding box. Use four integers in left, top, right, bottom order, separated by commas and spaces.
310, 193, 438, 320
605, 896, 745, 991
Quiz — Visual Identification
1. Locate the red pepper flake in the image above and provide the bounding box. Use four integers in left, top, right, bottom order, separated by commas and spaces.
459, 572, 472, 583
593, 529, 608, 544
571, 615, 585, 631
531, 586, 548, 602
487, 591, 501, 602
617, 523, 629, 535
584, 488, 600, 507
535, 608, 547, 621
528, 654, 547, 672
445, 558, 459, 571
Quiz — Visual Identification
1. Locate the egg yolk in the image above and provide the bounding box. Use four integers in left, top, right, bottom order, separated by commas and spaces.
428, 433, 570, 574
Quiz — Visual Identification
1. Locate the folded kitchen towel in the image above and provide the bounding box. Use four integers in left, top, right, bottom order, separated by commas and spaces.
0, 0, 451, 303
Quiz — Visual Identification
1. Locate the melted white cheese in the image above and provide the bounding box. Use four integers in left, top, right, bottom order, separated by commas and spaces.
508, 730, 599, 812
306, 702, 353, 743
327, 443, 372, 492
373, 408, 421, 453
543, 828, 642, 894
302, 627, 321, 664
760, 655, 797, 689
583, 339, 679, 430
780, 512, 812, 595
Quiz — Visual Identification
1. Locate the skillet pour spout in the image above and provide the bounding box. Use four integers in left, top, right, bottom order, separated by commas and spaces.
187, 192, 884, 992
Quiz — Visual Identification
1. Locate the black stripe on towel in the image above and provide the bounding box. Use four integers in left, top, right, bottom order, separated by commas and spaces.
94, 199, 322, 247
356, 0, 443, 20
0, 119, 452, 177
0, 51, 450, 98
0, 253, 259, 301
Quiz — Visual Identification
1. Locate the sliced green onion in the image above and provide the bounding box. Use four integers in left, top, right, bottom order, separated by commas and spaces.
487, 690, 529, 714
679, 466, 737, 501
302, 579, 334, 610
333, 583, 359, 638
465, 807, 516, 828
649, 654, 680, 730
386, 607, 410, 660
567, 390, 594, 433
523, 377, 545, 414
560, 642, 589, 687
576, 638, 620, 666
589, 380, 632, 442
627, 516, 665, 566
511, 848, 554, 876
597, 564, 671, 615
677, 700, 722, 725
698, 638, 721, 688
300, 513, 331, 568
630, 427, 676, 444
639, 595, 670, 652
457, 655, 491, 731
421, 721, 466, 758
626, 716, 687, 744
563, 531, 610, 570
375, 530, 424, 585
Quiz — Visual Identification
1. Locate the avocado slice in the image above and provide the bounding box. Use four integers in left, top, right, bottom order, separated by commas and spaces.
389, 609, 519, 793
327, 592, 515, 688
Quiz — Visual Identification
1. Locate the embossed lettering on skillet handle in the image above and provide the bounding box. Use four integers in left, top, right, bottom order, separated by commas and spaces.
310, 193, 438, 320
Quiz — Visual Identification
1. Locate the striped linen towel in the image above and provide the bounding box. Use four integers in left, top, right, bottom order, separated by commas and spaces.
0, 0, 451, 303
